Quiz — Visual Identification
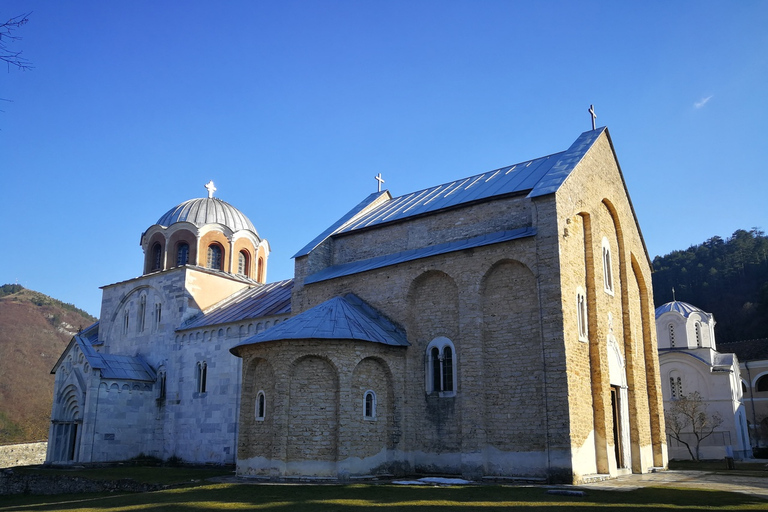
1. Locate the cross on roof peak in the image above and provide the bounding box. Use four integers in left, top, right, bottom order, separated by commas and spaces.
375, 173, 385, 193
588, 105, 597, 131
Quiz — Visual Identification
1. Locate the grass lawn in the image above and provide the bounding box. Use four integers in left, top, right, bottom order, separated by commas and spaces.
1, 481, 767, 512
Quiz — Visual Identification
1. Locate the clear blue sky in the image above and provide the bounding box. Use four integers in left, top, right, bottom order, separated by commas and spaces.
2, 1, 766, 317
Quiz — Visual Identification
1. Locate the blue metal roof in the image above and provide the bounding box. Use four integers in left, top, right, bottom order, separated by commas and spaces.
231, 293, 409, 354
75, 336, 156, 382
181, 279, 293, 330
654, 301, 709, 319
156, 197, 258, 234
305, 227, 536, 285
293, 128, 604, 259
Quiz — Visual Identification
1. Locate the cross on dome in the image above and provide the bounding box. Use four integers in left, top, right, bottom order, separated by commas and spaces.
205, 180, 217, 198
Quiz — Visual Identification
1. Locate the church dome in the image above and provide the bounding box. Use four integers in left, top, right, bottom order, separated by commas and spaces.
654, 301, 706, 319
156, 197, 257, 234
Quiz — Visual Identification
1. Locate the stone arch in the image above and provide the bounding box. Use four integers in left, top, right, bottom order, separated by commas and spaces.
349, 356, 396, 458
480, 258, 545, 452
406, 270, 459, 349
286, 355, 339, 472
168, 228, 197, 267
240, 357, 277, 461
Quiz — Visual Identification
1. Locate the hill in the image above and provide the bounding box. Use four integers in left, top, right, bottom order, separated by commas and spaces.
652, 228, 768, 342
0, 285, 96, 444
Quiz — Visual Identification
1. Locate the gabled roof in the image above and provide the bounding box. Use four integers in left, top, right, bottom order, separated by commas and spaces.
305, 227, 536, 285
231, 293, 408, 355
52, 332, 156, 382
181, 279, 293, 330
293, 128, 606, 259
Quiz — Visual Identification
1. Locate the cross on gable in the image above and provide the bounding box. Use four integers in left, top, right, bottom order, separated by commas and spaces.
205, 180, 217, 199
375, 173, 385, 193
588, 105, 597, 131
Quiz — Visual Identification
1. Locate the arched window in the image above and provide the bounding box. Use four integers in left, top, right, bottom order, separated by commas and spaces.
695, 322, 702, 347
256, 391, 266, 421
157, 370, 167, 400
123, 309, 130, 335
238, 250, 249, 277
177, 243, 189, 266
196, 361, 207, 393
426, 337, 457, 396
151, 243, 162, 271
668, 324, 676, 347
138, 295, 146, 333
363, 390, 376, 420
577, 289, 588, 341
669, 373, 683, 399
757, 375, 768, 392
257, 257, 264, 282
207, 244, 223, 270
602, 238, 614, 294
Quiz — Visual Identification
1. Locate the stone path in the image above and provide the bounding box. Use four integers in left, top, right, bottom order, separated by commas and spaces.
578, 470, 768, 499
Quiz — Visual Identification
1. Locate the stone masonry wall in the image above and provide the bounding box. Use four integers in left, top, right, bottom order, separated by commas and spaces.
0, 442, 47, 469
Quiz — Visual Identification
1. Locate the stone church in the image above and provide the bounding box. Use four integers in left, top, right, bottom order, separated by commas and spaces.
48, 127, 667, 483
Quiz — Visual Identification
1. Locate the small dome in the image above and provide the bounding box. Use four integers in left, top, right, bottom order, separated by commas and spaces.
654, 301, 706, 319
156, 197, 257, 234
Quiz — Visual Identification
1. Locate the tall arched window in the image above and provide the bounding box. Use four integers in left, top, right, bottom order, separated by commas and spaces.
196, 361, 207, 393
669, 372, 683, 399
207, 244, 222, 270
157, 370, 167, 400
695, 322, 702, 347
756, 375, 768, 392
363, 390, 376, 420
669, 324, 676, 347
138, 295, 146, 333
177, 243, 189, 266
426, 337, 457, 396
151, 243, 162, 271
577, 289, 588, 341
257, 257, 264, 282
602, 237, 614, 294
256, 391, 266, 421
238, 250, 249, 277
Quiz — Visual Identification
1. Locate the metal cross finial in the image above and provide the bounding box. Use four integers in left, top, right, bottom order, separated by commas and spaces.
588, 105, 597, 130
205, 180, 217, 199
375, 173, 385, 193
672, 287, 676, 301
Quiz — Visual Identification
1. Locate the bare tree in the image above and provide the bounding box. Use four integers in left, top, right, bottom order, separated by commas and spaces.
1, 12, 33, 71
665, 391, 724, 461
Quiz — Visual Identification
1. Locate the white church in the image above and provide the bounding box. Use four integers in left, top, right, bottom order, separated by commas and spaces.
48, 127, 668, 483
655, 300, 751, 460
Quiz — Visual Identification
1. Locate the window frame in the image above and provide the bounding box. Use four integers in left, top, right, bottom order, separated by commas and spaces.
601, 237, 614, 295
255, 390, 266, 421
577, 288, 588, 342
363, 390, 377, 420
207, 244, 223, 270
196, 361, 208, 394
176, 242, 190, 267
425, 337, 457, 397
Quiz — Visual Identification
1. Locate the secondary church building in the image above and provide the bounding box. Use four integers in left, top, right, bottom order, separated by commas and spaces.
48, 127, 667, 483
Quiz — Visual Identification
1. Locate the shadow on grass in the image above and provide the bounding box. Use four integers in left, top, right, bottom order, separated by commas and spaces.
1, 484, 766, 512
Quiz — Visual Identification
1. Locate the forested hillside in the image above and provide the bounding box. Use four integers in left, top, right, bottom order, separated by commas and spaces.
652, 228, 768, 342
0, 285, 96, 444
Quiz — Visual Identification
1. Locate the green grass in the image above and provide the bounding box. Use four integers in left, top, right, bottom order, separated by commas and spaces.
11, 465, 234, 486
1, 483, 766, 512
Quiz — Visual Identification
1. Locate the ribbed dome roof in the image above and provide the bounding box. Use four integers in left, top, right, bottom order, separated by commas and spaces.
156, 197, 257, 234
654, 301, 706, 319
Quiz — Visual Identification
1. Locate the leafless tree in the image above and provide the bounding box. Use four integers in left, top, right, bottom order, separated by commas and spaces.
1, 12, 33, 71
665, 391, 724, 461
